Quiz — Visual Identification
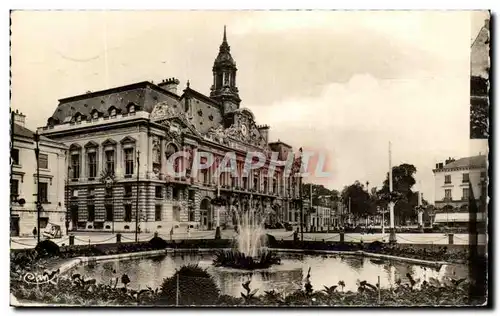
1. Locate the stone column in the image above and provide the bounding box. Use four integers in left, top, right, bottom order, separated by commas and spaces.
97, 145, 103, 177
116, 143, 123, 178
147, 133, 153, 179
161, 138, 167, 179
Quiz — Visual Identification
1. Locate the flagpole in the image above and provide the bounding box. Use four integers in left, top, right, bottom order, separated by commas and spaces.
388, 141, 397, 243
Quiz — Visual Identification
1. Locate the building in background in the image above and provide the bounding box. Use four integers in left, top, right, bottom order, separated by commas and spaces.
38, 28, 301, 234
10, 110, 68, 237
432, 155, 487, 228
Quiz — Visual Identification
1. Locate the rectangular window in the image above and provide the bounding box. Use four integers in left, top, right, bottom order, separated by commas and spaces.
444, 175, 451, 184
11, 149, 19, 165
173, 187, 180, 200
105, 187, 113, 198
105, 204, 113, 221
445, 189, 452, 200
105, 150, 115, 174
124, 148, 134, 176
462, 173, 469, 183
10, 179, 19, 201
124, 185, 132, 197
71, 154, 80, 179
87, 204, 95, 221
39, 153, 48, 169
203, 169, 209, 184
124, 204, 132, 222
88, 152, 97, 179
462, 188, 470, 200
480, 171, 487, 179
173, 206, 181, 222
155, 205, 162, 221
155, 186, 163, 198
39, 182, 48, 203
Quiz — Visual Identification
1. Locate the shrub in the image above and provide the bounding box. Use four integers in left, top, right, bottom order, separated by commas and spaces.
35, 240, 60, 257
157, 264, 220, 306
213, 250, 281, 270
366, 240, 384, 252
149, 236, 168, 249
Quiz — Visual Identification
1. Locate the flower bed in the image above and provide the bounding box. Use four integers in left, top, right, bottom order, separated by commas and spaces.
10, 263, 484, 306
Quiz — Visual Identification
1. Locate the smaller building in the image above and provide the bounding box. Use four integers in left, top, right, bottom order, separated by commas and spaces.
432, 155, 487, 228
307, 205, 334, 232
10, 111, 68, 237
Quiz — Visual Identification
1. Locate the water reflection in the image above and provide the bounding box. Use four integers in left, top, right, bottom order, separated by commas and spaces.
72, 252, 468, 297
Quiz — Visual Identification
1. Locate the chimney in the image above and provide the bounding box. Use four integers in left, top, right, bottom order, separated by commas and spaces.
158, 77, 180, 95
12, 109, 26, 127
257, 125, 270, 144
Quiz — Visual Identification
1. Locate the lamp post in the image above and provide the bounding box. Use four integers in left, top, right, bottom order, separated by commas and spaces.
34, 130, 41, 243
211, 181, 225, 240
388, 141, 397, 244
135, 150, 140, 242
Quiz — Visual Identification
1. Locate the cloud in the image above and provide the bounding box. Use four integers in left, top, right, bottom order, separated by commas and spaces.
250, 72, 471, 201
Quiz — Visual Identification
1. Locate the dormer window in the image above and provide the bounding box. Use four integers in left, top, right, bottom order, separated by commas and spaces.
109, 107, 117, 117
76, 114, 81, 122
128, 103, 136, 114
92, 111, 99, 119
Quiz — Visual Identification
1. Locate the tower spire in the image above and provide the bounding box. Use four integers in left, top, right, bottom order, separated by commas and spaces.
210, 26, 241, 111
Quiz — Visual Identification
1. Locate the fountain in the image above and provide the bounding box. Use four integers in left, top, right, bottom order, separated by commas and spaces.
213, 198, 281, 270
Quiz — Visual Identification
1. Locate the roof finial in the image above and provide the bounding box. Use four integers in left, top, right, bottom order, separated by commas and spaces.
223, 25, 227, 43
187, 80, 190, 88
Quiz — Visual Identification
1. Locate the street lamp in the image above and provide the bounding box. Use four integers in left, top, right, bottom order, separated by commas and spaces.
34, 130, 41, 243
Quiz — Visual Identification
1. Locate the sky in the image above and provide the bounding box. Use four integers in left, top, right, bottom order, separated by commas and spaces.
10, 10, 489, 202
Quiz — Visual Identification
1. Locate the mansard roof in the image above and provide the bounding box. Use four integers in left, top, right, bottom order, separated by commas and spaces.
50, 81, 180, 125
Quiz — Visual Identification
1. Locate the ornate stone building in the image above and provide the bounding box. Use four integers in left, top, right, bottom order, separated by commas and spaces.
38, 28, 302, 233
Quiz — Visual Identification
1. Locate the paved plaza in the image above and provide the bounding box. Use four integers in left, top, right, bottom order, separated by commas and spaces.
10, 229, 486, 249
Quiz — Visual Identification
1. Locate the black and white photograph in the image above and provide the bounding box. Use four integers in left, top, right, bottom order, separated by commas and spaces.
8, 10, 490, 307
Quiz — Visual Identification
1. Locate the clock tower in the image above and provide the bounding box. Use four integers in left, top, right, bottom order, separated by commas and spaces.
210, 26, 241, 114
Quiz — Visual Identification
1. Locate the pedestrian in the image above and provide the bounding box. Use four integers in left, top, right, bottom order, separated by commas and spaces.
169, 227, 174, 241
32, 227, 37, 239
187, 226, 191, 239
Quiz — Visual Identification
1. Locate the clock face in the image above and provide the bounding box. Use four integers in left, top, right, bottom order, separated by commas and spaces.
241, 124, 248, 136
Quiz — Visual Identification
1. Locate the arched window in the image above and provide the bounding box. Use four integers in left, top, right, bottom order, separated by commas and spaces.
166, 143, 177, 160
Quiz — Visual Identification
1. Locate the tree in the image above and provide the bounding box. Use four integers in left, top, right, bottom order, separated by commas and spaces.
301, 183, 339, 207
341, 181, 371, 220
376, 164, 418, 225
